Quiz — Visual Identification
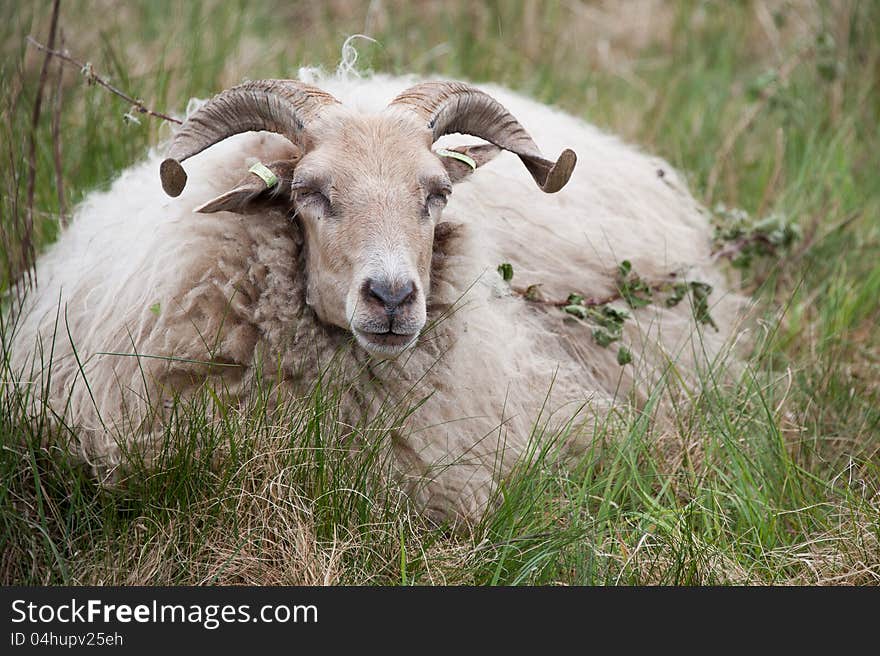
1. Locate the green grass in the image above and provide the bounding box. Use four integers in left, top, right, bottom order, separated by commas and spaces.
1, 0, 878, 585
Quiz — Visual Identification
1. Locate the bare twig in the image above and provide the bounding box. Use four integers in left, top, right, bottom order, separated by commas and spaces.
25, 36, 182, 125
24, 0, 63, 284
754, 0, 783, 64
705, 49, 807, 204
52, 31, 67, 225
756, 126, 785, 218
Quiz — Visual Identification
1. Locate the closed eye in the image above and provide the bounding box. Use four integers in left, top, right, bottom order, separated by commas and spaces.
423, 192, 448, 220
426, 192, 448, 208
424, 179, 452, 216
293, 187, 331, 216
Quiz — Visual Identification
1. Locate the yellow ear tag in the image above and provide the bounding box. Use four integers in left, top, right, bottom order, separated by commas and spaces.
436, 148, 477, 170
248, 162, 278, 188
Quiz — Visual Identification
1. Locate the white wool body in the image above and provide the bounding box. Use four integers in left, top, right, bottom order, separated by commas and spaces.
8, 72, 749, 522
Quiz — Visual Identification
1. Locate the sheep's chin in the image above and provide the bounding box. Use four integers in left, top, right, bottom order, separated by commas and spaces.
352, 328, 419, 358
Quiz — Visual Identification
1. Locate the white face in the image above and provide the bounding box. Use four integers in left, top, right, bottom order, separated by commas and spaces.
292, 115, 453, 358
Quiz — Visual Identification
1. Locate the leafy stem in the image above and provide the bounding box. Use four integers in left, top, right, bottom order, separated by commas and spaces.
499, 260, 719, 365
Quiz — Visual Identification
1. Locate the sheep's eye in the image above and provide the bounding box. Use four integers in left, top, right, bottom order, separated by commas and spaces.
295, 188, 331, 215
425, 191, 449, 216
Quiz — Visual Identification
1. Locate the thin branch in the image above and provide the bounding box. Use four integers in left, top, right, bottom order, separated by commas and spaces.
24, 0, 63, 285
756, 126, 785, 218
705, 48, 807, 205
52, 31, 67, 225
510, 277, 676, 309
25, 36, 182, 125
510, 284, 621, 308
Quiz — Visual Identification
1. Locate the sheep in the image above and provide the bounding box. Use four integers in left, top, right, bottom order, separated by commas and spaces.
7, 72, 748, 525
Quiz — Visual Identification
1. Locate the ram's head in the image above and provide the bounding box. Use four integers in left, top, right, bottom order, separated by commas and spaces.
160, 80, 576, 357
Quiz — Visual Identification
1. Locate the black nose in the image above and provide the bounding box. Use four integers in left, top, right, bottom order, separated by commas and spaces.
363, 278, 416, 313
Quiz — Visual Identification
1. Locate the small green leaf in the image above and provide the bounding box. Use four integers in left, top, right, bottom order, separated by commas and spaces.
149, 302, 161, 316
604, 306, 629, 323
689, 281, 718, 331
616, 346, 632, 365
622, 290, 652, 309
616, 260, 653, 309
666, 282, 689, 307
747, 69, 778, 100
592, 327, 617, 347
588, 305, 629, 329
815, 31, 844, 82
566, 292, 584, 306
563, 304, 588, 320
497, 262, 514, 282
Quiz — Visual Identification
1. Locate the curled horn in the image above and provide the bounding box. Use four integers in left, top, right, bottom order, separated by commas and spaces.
160, 79, 339, 197
388, 81, 576, 193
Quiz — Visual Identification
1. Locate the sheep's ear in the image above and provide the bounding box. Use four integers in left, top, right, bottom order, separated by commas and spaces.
195, 159, 297, 215
436, 144, 502, 184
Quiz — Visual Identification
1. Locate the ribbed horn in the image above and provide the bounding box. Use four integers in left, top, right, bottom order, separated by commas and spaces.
389, 81, 576, 193
160, 79, 339, 197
